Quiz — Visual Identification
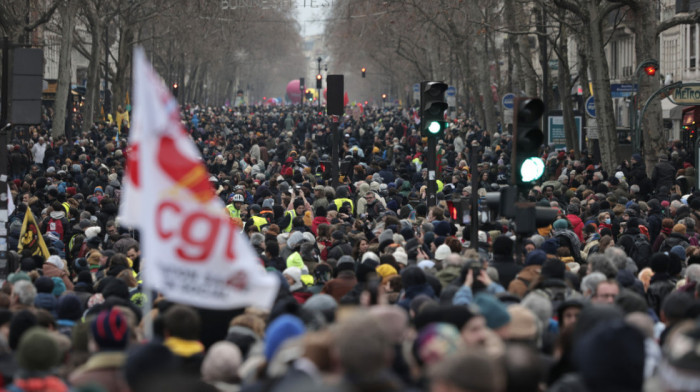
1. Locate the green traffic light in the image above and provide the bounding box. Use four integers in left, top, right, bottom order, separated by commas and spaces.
520, 157, 545, 182
427, 121, 441, 134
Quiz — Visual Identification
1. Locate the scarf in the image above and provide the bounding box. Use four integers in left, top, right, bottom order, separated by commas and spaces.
164, 336, 205, 358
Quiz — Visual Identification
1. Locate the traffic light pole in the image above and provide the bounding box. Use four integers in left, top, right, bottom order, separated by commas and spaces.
427, 136, 437, 207
0, 37, 10, 278
470, 147, 478, 249
331, 115, 340, 188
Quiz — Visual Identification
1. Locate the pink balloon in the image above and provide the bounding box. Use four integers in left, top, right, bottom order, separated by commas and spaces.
286, 80, 302, 104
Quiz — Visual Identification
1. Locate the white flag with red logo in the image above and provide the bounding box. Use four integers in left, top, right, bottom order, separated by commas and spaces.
127, 48, 279, 310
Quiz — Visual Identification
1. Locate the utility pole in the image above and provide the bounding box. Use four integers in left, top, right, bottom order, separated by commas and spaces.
0, 37, 10, 278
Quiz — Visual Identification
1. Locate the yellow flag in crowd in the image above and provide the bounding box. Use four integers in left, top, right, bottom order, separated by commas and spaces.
18, 208, 50, 260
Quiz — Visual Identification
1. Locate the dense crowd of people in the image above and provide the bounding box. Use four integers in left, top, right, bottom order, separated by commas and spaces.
3, 103, 700, 391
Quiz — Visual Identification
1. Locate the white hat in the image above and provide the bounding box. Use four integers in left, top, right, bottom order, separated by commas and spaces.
434, 244, 452, 261
47, 255, 64, 271
418, 260, 436, 270
393, 247, 408, 265
282, 267, 303, 291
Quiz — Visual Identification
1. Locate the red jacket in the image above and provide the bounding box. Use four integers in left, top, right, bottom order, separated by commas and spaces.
566, 214, 584, 242
311, 216, 330, 236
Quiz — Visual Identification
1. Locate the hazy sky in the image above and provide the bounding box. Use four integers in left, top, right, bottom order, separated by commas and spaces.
294, 0, 330, 37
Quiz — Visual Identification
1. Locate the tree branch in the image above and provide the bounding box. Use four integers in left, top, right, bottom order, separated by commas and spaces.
656, 9, 700, 36
24, 0, 62, 32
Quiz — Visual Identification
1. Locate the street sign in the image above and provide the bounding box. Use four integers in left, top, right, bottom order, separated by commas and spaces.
446, 86, 456, 108
669, 83, 700, 105
587, 118, 599, 139
502, 93, 515, 110
611, 83, 637, 98
547, 114, 582, 150
549, 59, 559, 71
413, 83, 420, 106
585, 96, 596, 118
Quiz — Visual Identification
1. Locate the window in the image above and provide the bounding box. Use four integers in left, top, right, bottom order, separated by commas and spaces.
690, 25, 696, 69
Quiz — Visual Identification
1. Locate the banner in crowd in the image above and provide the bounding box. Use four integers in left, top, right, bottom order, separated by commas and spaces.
17, 208, 50, 259
123, 48, 279, 310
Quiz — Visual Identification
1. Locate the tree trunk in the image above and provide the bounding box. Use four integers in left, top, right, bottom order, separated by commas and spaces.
477, 35, 498, 134
577, 38, 594, 155
53, 0, 77, 139
586, 0, 618, 174
82, 18, 103, 134
558, 25, 580, 157
112, 24, 133, 117
631, 0, 665, 174
521, 34, 538, 96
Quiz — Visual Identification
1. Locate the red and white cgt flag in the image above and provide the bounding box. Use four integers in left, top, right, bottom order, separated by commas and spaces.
122, 48, 279, 310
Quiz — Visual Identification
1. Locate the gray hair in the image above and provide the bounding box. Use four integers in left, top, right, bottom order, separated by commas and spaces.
522, 292, 552, 330
443, 253, 466, 267
686, 264, 700, 284
250, 232, 265, 247
581, 272, 607, 298
683, 217, 696, 231
605, 247, 628, 271
587, 254, 618, 279
671, 200, 683, 210
12, 281, 36, 306
630, 184, 640, 194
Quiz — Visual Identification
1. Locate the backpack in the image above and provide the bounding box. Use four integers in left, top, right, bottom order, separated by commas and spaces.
627, 233, 651, 269
47, 218, 64, 241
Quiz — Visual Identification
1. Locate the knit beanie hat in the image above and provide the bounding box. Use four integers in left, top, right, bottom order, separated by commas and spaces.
393, 247, 408, 265
90, 308, 130, 350
525, 250, 547, 266
540, 238, 560, 255
51, 277, 66, 297
8, 271, 30, 284
378, 229, 394, 247
201, 341, 242, 384
541, 259, 566, 280
553, 219, 569, 230
376, 264, 398, 279
413, 322, 464, 366
574, 320, 644, 392
302, 294, 338, 323
16, 327, 60, 371
474, 293, 511, 329
34, 276, 54, 294
264, 314, 305, 361
434, 244, 452, 261
57, 295, 83, 321
492, 236, 514, 256
650, 253, 671, 274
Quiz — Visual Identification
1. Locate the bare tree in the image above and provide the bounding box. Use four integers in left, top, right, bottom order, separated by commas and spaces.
52, 0, 78, 139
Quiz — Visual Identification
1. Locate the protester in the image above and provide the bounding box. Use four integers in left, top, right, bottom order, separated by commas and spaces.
5, 101, 700, 391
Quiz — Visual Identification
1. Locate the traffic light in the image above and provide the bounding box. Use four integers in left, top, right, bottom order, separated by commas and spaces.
513, 98, 545, 194
305, 89, 313, 101
381, 93, 387, 101
172, 83, 179, 97
316, 74, 322, 89
361, 67, 366, 78
420, 81, 448, 137
299, 77, 305, 89
644, 65, 657, 76
319, 160, 331, 180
